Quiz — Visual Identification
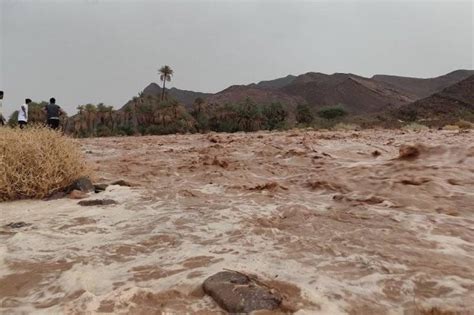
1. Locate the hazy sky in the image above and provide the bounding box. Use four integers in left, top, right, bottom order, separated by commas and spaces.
0, 0, 473, 115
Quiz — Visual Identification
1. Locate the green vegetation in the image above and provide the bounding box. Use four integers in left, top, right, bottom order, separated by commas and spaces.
12, 96, 472, 138
397, 108, 418, 122
63, 93, 473, 137
296, 104, 314, 125
11, 67, 470, 137
402, 122, 429, 131
158, 65, 174, 101
262, 102, 288, 130
333, 123, 360, 131
317, 105, 347, 120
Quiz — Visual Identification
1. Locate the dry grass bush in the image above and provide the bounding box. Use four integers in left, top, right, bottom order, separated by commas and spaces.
455, 119, 474, 129
442, 125, 460, 131
332, 123, 361, 131
402, 122, 429, 132
0, 126, 90, 201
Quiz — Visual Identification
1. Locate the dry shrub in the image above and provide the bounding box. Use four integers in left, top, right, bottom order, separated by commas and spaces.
402, 123, 429, 132
332, 123, 361, 131
0, 126, 90, 201
442, 124, 460, 131
455, 119, 474, 129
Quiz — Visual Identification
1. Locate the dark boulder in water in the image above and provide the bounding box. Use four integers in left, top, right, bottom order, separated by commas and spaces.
203, 271, 282, 313
69, 177, 95, 193
78, 199, 117, 206
5, 222, 31, 229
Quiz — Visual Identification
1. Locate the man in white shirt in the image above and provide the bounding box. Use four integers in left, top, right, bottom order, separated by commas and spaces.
18, 98, 31, 129
0, 91, 5, 126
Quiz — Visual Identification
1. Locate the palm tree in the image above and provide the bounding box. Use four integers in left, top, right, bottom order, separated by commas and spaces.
132, 96, 139, 134
158, 65, 173, 101
194, 97, 205, 114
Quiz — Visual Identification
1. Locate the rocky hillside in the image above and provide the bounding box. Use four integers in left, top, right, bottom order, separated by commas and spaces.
253, 75, 297, 89
64, 69, 473, 137
130, 70, 473, 115
142, 83, 211, 108
206, 84, 304, 107
394, 75, 474, 125
281, 72, 415, 114
372, 69, 474, 99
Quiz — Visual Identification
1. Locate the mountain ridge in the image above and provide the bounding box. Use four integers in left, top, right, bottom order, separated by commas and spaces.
124, 69, 473, 115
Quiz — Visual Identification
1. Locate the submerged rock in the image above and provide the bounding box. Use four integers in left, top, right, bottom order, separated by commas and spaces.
398, 145, 420, 160
94, 184, 109, 193
5, 222, 31, 229
111, 180, 133, 187
203, 271, 282, 313
78, 199, 117, 206
68, 190, 88, 199
70, 177, 95, 193
46, 191, 67, 200
372, 150, 381, 157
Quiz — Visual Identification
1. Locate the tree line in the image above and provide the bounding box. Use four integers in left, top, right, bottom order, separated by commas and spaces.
6, 65, 348, 136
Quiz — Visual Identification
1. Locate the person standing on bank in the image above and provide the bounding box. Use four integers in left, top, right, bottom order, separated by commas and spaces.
44, 97, 64, 129
0, 91, 5, 126
18, 98, 31, 129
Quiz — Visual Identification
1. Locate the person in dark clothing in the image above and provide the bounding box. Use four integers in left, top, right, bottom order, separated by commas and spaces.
0, 91, 5, 126
44, 98, 64, 130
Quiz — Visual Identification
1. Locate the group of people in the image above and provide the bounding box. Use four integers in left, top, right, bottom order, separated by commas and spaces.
0, 91, 64, 130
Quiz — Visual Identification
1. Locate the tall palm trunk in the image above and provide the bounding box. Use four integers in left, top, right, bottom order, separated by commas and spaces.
132, 103, 138, 134
161, 80, 166, 101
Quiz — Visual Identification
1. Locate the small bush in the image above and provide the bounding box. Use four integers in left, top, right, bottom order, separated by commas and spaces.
402, 122, 429, 131
0, 126, 90, 201
455, 120, 474, 129
96, 125, 113, 137
333, 123, 361, 131
442, 125, 460, 131
311, 117, 336, 130
263, 102, 288, 130
317, 106, 347, 120
397, 108, 418, 122
117, 126, 135, 136
296, 104, 314, 124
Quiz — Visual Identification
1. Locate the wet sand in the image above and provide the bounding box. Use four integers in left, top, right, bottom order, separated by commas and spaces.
1, 129, 473, 314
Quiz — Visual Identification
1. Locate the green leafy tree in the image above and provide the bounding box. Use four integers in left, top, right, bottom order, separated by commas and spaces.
194, 112, 210, 132
193, 97, 205, 114
296, 104, 314, 124
398, 108, 418, 122
158, 65, 173, 101
236, 98, 264, 132
317, 105, 347, 120
97, 103, 113, 113
131, 96, 139, 134
8, 111, 19, 127
209, 103, 239, 132
263, 102, 288, 130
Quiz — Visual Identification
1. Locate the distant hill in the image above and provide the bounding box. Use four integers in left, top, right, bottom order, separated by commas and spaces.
66, 70, 473, 137
142, 83, 211, 108
394, 75, 474, 125
206, 84, 304, 107
372, 70, 474, 99
281, 72, 414, 114
253, 75, 296, 89
124, 69, 473, 116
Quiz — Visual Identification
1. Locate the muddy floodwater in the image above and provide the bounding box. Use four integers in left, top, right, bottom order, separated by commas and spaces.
1, 129, 473, 314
